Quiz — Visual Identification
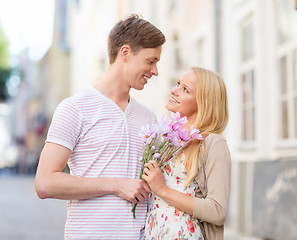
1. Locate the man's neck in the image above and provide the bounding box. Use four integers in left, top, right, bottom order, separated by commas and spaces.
94, 66, 131, 111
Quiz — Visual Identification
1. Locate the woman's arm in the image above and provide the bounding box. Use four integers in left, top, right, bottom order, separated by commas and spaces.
142, 138, 231, 226
193, 139, 231, 226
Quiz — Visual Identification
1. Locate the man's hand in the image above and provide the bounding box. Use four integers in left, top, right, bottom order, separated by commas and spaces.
115, 178, 151, 204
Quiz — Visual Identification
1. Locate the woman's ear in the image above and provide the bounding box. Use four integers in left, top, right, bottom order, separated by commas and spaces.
119, 45, 130, 62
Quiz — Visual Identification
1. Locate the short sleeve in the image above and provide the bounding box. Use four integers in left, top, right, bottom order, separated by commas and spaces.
46, 99, 84, 151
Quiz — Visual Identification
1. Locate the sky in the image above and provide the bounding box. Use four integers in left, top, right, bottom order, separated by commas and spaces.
0, 0, 55, 61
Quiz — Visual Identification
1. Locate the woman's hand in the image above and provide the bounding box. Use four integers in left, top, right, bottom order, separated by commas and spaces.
142, 160, 168, 196
142, 160, 194, 216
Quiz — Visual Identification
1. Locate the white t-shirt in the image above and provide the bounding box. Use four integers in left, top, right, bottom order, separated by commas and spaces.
46, 87, 157, 240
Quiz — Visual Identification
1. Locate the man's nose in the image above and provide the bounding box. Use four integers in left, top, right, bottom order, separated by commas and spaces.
151, 65, 158, 76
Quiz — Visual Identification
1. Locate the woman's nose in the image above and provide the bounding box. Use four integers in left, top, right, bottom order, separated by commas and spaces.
171, 86, 178, 95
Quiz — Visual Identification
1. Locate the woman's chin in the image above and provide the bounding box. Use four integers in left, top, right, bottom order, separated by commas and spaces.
165, 105, 177, 114
165, 104, 173, 112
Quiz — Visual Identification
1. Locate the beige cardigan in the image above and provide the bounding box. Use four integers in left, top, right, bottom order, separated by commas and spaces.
193, 134, 231, 240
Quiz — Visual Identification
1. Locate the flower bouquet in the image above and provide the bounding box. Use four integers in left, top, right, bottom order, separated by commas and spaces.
131, 112, 203, 218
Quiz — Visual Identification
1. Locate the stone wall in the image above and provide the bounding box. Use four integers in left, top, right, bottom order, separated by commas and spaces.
252, 159, 297, 240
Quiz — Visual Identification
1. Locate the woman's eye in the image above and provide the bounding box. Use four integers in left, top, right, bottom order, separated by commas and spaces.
183, 88, 189, 93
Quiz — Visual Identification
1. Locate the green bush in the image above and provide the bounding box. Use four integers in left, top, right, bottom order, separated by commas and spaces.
0, 67, 11, 101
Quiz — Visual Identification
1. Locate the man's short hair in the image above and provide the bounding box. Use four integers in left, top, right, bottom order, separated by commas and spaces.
108, 14, 166, 64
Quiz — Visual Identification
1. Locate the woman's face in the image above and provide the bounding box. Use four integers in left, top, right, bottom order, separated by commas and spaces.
166, 70, 198, 124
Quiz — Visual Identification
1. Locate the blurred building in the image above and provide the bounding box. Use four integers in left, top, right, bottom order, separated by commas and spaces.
39, 0, 71, 117
7, 0, 72, 174
223, 1, 297, 239
36, 0, 297, 239
35, 0, 72, 169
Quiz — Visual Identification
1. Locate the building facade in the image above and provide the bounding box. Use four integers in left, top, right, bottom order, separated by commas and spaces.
40, 0, 297, 239
223, 1, 297, 239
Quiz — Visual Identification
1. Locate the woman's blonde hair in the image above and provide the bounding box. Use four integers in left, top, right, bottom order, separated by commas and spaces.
179, 67, 229, 187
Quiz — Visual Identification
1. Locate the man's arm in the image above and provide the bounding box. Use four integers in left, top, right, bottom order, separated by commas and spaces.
35, 142, 149, 204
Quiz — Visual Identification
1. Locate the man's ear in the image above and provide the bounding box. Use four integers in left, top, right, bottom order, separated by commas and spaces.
119, 45, 130, 62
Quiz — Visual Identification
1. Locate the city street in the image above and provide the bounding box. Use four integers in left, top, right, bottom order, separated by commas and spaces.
0, 174, 66, 240
0, 173, 258, 240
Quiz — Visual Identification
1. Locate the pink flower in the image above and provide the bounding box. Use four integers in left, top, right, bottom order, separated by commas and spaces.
190, 126, 203, 140
170, 112, 188, 131
167, 131, 180, 146
132, 112, 203, 218
177, 128, 190, 142
140, 125, 159, 144
140, 125, 153, 138
171, 121, 183, 131
171, 112, 188, 124
160, 115, 171, 126
158, 124, 171, 135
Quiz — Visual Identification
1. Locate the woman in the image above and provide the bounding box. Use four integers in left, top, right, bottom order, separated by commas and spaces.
142, 67, 231, 240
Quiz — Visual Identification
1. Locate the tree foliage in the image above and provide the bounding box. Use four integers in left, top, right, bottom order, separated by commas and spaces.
0, 67, 11, 101
0, 25, 11, 101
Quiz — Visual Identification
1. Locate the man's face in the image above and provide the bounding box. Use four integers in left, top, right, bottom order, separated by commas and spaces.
124, 46, 162, 90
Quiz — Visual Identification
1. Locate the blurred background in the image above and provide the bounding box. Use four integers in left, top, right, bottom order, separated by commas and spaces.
0, 0, 297, 239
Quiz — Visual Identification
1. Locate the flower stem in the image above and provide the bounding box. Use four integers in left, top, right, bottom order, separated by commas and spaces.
131, 203, 137, 218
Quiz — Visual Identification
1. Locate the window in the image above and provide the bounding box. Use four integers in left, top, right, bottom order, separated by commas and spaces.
294, 51, 297, 137
173, 34, 183, 71
240, 19, 255, 142
195, 38, 205, 67
241, 23, 254, 62
276, 0, 297, 141
169, 0, 177, 11
241, 70, 255, 141
168, 34, 183, 90
279, 51, 297, 139
58, 0, 70, 52
275, 0, 297, 44
280, 56, 289, 138
276, 0, 291, 44
75, 0, 80, 7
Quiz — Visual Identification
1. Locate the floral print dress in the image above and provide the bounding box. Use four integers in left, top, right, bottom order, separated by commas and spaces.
144, 154, 204, 240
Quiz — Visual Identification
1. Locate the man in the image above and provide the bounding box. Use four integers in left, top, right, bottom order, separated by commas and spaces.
35, 14, 166, 239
